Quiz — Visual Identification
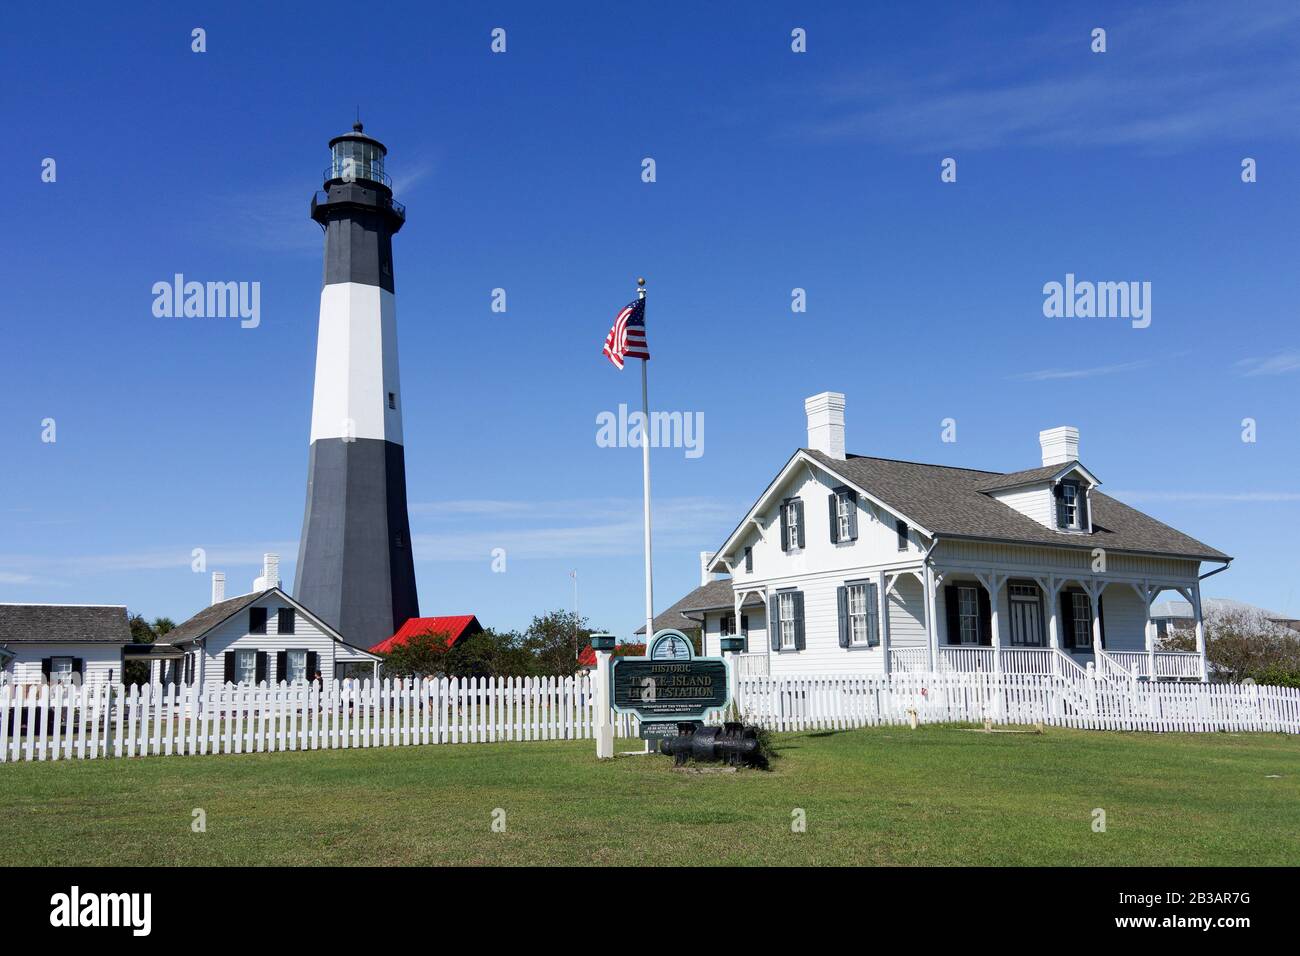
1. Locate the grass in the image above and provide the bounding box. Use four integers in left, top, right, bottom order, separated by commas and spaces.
0, 725, 1296, 866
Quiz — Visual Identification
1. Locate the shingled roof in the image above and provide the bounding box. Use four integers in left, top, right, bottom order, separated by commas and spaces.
634, 580, 763, 635
0, 604, 131, 644
158, 590, 271, 646
804, 450, 1229, 561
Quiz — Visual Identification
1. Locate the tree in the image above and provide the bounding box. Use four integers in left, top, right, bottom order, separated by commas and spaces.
1163, 604, 1300, 683
522, 610, 597, 675
123, 612, 157, 686
378, 630, 453, 678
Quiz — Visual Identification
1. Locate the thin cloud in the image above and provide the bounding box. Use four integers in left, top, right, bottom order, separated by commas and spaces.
805, 1, 1300, 153
1012, 360, 1150, 382
0, 543, 296, 581
1235, 350, 1300, 377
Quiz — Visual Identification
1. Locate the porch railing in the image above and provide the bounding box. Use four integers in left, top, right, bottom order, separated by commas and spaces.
888, 647, 929, 673
937, 646, 996, 673
733, 652, 769, 678
1110, 650, 1203, 680
1001, 647, 1055, 675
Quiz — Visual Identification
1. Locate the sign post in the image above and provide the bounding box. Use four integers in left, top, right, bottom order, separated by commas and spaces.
610, 629, 731, 747
591, 633, 616, 759
720, 635, 745, 716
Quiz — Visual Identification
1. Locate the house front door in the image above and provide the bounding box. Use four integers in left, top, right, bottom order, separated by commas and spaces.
1008, 585, 1045, 647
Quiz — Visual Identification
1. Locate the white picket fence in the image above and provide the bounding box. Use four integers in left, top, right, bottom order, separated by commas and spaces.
1, 671, 1297, 763
737, 672, 1300, 735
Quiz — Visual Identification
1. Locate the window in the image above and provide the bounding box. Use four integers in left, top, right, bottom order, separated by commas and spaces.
286, 649, 308, 683
958, 586, 980, 645
778, 593, 797, 650
847, 583, 877, 646
249, 607, 268, 634
278, 608, 295, 634
50, 657, 74, 685
836, 492, 854, 541
1071, 592, 1093, 648
1062, 483, 1079, 529
236, 649, 257, 685
896, 520, 909, 551
720, 614, 735, 637
744, 546, 752, 573
387, 392, 396, 410
740, 614, 749, 638
785, 501, 800, 551
1008, 583, 1044, 647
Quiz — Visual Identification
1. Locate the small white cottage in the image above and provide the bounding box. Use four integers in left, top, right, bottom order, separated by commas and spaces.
0, 603, 132, 686
156, 556, 380, 687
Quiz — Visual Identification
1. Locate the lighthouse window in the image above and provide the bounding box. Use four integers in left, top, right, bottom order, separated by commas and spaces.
387, 392, 396, 410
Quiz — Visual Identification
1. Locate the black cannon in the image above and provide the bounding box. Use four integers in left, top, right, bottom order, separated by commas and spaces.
659, 721, 767, 769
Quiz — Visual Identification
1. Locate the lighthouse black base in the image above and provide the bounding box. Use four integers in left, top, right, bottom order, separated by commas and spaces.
295, 437, 419, 649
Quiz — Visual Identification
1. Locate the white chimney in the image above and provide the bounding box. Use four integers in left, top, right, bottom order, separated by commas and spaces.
1039, 426, 1080, 467
699, 551, 715, 587
804, 392, 846, 460
211, 572, 226, 605
253, 553, 281, 592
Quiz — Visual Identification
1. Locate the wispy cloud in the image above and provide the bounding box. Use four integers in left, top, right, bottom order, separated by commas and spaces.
409, 496, 740, 562
1235, 350, 1300, 377
1109, 491, 1300, 503
1011, 360, 1150, 382
0, 543, 295, 586
805, 2, 1300, 153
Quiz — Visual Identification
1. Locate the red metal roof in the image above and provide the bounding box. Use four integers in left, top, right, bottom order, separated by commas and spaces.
370, 615, 482, 654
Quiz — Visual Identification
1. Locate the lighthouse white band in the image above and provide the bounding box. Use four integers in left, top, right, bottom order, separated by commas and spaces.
309, 282, 404, 444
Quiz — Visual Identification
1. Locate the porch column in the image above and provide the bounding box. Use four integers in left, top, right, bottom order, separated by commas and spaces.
1142, 582, 1156, 680
733, 591, 743, 656
927, 569, 944, 671
922, 565, 935, 671
1192, 582, 1208, 682
978, 572, 1005, 673
878, 570, 892, 676
1087, 580, 1106, 656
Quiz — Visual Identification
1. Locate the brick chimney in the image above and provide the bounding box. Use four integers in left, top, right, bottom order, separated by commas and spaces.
1039, 426, 1080, 466
253, 553, 281, 592
805, 392, 846, 460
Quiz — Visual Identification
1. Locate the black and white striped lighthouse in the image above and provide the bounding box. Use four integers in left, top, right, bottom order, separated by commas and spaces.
295, 122, 419, 649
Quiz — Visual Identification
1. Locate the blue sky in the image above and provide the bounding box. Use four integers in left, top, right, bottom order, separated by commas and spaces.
2, 1, 1298, 635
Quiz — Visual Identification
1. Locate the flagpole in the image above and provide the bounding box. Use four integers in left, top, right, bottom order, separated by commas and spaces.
637, 277, 654, 647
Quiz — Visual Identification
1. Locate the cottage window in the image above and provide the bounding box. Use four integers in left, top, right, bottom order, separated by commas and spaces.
779, 593, 796, 650
719, 614, 735, 637
50, 657, 74, 685
896, 520, 909, 551
847, 583, 877, 646
836, 493, 854, 542
958, 586, 980, 645
1071, 592, 1093, 648
785, 501, 800, 551
286, 649, 308, 683
744, 546, 753, 573
1062, 483, 1079, 529
236, 649, 257, 685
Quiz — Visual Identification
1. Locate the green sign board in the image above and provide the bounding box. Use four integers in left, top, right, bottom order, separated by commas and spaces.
610, 629, 731, 723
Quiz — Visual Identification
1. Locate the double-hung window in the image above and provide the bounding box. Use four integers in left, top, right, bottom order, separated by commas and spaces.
286, 649, 308, 683
847, 583, 876, 646
836, 493, 854, 542
236, 649, 257, 685
1062, 483, 1079, 529
50, 657, 74, 685
778, 593, 797, 650
785, 501, 800, 551
1071, 592, 1093, 648
719, 614, 735, 637
958, 586, 980, 645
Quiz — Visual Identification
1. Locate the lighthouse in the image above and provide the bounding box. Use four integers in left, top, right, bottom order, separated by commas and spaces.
295, 122, 419, 649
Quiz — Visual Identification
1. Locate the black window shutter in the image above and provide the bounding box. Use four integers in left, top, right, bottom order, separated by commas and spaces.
275, 651, 287, 682
846, 491, 858, 540
779, 502, 790, 553
1078, 487, 1090, 530
793, 592, 806, 650
769, 596, 781, 651
306, 651, 319, 680
1060, 592, 1075, 648
836, 585, 849, 647
41, 658, 52, 680
868, 582, 881, 646
977, 587, 993, 646
744, 547, 752, 573
256, 651, 269, 684
250, 607, 267, 634
278, 608, 294, 634
795, 500, 806, 549
1097, 595, 1106, 649
944, 586, 960, 646
1054, 483, 1067, 527
896, 520, 909, 550
72, 658, 84, 676
828, 492, 840, 544
740, 614, 749, 639
223, 651, 235, 683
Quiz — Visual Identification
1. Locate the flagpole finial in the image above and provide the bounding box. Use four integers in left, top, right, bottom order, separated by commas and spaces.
636, 277, 645, 287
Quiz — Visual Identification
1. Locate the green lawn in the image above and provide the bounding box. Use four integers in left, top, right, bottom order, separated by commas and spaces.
1, 725, 1296, 866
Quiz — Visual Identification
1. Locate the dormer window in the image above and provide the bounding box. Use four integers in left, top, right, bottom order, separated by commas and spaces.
780, 497, 805, 552
1054, 479, 1089, 531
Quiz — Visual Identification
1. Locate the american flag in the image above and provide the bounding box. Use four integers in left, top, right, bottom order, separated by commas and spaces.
601, 297, 649, 370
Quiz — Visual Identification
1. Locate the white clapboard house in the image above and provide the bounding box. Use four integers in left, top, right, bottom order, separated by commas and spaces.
688, 392, 1229, 683
0, 604, 132, 686
150, 555, 380, 688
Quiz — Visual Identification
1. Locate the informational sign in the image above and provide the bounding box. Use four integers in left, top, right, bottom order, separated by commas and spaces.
639, 719, 702, 741
610, 629, 731, 723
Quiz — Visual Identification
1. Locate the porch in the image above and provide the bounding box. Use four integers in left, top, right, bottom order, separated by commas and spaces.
889, 645, 1204, 681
